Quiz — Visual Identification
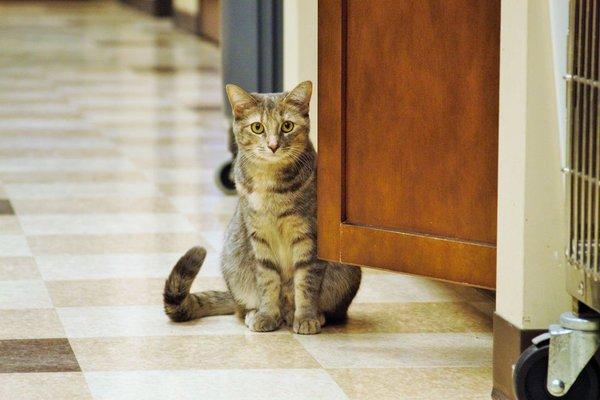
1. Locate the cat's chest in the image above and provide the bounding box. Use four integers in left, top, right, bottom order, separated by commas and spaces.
250, 210, 308, 272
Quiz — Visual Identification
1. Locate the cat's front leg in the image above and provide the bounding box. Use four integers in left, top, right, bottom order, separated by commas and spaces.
280, 277, 295, 327
246, 259, 283, 332
293, 262, 325, 335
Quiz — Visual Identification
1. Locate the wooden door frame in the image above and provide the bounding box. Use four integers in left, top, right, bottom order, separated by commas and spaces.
317, 0, 497, 288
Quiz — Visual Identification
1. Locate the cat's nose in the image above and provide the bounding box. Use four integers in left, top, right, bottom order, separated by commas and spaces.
268, 143, 279, 153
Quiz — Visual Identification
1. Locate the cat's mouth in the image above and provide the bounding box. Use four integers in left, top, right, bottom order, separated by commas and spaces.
253, 147, 290, 163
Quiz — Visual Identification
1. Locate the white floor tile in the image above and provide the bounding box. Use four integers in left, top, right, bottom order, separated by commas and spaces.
295, 332, 493, 368
85, 369, 349, 400
0, 235, 32, 256
36, 253, 182, 281
57, 306, 249, 338
0, 280, 52, 309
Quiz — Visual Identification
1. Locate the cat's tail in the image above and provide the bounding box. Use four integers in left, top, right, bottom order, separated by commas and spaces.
163, 246, 236, 322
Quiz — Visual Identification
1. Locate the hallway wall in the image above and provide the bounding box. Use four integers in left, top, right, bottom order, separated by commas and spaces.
283, 0, 318, 146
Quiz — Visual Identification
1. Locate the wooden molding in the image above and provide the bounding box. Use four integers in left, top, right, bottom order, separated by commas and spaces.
340, 224, 496, 288
317, 0, 344, 262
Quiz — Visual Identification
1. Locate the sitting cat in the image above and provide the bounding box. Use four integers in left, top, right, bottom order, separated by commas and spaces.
163, 81, 361, 334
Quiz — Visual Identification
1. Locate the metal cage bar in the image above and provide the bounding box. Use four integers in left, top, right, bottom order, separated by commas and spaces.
566, 0, 600, 313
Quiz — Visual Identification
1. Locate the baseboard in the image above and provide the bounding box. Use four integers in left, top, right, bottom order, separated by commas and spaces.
492, 313, 546, 400
120, 0, 172, 17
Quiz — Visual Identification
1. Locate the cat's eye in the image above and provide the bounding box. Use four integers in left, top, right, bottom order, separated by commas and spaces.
281, 121, 294, 133
250, 122, 264, 134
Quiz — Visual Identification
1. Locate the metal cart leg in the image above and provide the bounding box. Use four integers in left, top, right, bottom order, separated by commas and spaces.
514, 312, 600, 400
546, 312, 600, 396
214, 127, 237, 195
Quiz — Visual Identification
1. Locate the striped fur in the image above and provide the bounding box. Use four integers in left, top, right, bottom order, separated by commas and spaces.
163, 81, 361, 334
163, 247, 236, 322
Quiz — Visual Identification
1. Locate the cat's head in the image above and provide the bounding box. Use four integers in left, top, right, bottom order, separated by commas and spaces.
225, 81, 312, 164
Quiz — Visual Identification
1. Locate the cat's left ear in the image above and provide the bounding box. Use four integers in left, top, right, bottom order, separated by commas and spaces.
225, 84, 257, 118
283, 81, 312, 111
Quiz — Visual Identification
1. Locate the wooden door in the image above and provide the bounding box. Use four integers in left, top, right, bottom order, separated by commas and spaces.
317, 0, 500, 288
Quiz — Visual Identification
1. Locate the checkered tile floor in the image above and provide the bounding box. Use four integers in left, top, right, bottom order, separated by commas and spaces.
0, 1, 494, 399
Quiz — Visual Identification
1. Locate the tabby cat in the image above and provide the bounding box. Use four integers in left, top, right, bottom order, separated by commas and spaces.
163, 81, 361, 334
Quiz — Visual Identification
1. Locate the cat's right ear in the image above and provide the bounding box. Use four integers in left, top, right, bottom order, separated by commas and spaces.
225, 84, 257, 118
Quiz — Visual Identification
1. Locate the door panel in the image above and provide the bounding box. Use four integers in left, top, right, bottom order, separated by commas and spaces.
317, 0, 500, 288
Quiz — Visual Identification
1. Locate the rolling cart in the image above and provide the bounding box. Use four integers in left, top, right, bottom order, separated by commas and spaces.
216, 0, 283, 194
513, 1, 600, 398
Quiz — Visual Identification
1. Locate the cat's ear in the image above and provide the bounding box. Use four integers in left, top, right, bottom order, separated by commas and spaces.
225, 84, 257, 118
283, 81, 312, 111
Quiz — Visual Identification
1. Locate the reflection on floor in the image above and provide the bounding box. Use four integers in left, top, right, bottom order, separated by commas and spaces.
0, 1, 495, 399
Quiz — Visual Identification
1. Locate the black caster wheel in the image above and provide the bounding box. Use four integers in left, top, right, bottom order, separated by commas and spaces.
514, 342, 600, 400
215, 160, 236, 195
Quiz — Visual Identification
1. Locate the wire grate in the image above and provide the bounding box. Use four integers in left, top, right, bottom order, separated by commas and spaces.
566, 0, 600, 281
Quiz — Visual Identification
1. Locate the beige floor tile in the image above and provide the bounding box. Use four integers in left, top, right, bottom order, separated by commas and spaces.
27, 232, 207, 255
143, 167, 214, 184
158, 182, 224, 196
0, 120, 92, 132
58, 306, 251, 338
71, 335, 319, 371
0, 135, 111, 150
116, 135, 225, 146
0, 309, 65, 339
0, 216, 22, 234
295, 332, 492, 368
0, 170, 146, 183
118, 143, 224, 158
0, 148, 119, 158
0, 130, 102, 139
355, 271, 491, 303
18, 213, 196, 235
131, 155, 222, 169
0, 373, 92, 400
200, 230, 227, 253
85, 369, 348, 400
329, 367, 492, 400
6, 182, 159, 199
0, 257, 39, 280
332, 302, 492, 334
47, 277, 226, 307
170, 194, 238, 215
12, 197, 177, 214
0, 157, 134, 172
186, 213, 231, 230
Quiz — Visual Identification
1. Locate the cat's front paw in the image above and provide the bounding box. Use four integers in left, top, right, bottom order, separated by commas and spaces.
293, 315, 322, 335
245, 310, 281, 332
